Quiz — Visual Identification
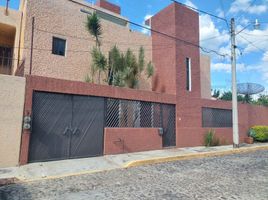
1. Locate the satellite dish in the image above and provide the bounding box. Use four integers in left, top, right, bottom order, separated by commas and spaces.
237, 83, 265, 95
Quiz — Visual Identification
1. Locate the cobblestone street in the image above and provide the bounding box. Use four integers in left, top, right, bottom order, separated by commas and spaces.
0, 150, 268, 200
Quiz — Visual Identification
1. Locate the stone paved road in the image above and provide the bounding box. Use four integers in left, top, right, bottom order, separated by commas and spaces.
0, 150, 268, 200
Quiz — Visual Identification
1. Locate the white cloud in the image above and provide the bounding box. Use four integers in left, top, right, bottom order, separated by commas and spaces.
211, 62, 246, 73
216, 8, 224, 18
263, 52, 268, 62
235, 28, 268, 54
229, 0, 268, 14
199, 14, 229, 51
184, 0, 197, 9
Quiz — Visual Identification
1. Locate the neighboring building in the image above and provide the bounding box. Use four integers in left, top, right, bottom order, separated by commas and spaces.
0, 6, 22, 75
0, 0, 212, 92
1, 0, 152, 90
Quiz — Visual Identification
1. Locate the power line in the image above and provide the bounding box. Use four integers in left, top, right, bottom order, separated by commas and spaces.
219, 0, 230, 30
235, 0, 258, 22
66, 1, 227, 57
238, 34, 266, 53
241, 32, 268, 37
170, 0, 230, 39
200, 34, 227, 42
170, 0, 227, 22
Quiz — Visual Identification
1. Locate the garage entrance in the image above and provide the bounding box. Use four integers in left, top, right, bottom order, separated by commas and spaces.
29, 92, 105, 163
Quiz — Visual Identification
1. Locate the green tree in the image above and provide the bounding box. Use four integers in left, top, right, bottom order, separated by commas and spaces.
86, 12, 103, 83
212, 90, 220, 98
86, 12, 102, 48
220, 91, 245, 102
107, 46, 154, 89
138, 46, 145, 73
107, 46, 122, 85
220, 91, 232, 101
254, 95, 268, 106
91, 47, 107, 84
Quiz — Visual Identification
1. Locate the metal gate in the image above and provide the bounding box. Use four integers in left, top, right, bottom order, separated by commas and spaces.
105, 98, 176, 147
29, 92, 105, 162
162, 104, 176, 147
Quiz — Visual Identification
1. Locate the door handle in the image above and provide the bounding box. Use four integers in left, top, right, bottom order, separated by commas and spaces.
72, 127, 79, 136
63, 127, 69, 135
63, 127, 73, 136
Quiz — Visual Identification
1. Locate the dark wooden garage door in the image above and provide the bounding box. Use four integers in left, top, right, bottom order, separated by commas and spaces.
29, 92, 105, 163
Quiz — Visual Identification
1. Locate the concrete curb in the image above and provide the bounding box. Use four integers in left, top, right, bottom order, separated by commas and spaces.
124, 145, 268, 168
1, 145, 267, 185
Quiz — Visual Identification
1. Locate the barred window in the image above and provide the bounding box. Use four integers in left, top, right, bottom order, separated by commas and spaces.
202, 107, 232, 127
105, 98, 174, 128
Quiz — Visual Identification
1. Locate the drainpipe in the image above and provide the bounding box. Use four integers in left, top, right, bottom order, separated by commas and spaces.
5, 0, 10, 16
17, 12, 24, 71
29, 17, 35, 75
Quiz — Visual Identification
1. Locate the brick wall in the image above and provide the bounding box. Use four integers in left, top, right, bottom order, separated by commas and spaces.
20, 0, 152, 90
96, 0, 121, 15
104, 128, 162, 155
19, 75, 176, 164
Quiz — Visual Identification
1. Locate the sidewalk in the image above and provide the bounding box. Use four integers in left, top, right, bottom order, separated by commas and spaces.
1, 143, 268, 185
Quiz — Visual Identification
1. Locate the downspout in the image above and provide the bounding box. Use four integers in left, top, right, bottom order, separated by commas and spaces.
5, 0, 10, 16
17, 12, 24, 71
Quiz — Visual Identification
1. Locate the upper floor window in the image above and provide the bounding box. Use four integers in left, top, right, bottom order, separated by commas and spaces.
186, 57, 192, 91
52, 37, 66, 56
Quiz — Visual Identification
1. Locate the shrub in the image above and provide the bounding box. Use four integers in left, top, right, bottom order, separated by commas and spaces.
249, 126, 268, 142
204, 130, 220, 147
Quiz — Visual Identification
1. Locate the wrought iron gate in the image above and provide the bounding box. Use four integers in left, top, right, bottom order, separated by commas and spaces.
105, 98, 176, 147
162, 104, 176, 147
29, 92, 105, 162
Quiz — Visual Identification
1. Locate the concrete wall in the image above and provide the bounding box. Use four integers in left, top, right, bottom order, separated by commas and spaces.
200, 54, 211, 99
0, 75, 25, 167
20, 0, 152, 90
104, 128, 162, 155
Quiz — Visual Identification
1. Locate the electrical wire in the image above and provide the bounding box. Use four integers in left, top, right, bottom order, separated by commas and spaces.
238, 34, 266, 53
235, 0, 258, 22
34, 24, 227, 57
241, 32, 268, 37
66, 0, 228, 57
170, 0, 230, 30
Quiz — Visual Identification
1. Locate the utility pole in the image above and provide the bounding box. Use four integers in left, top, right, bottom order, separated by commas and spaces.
231, 18, 239, 148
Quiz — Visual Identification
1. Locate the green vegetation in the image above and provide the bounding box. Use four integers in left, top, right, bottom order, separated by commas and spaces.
249, 126, 268, 142
213, 90, 268, 107
85, 13, 154, 88
253, 95, 268, 107
204, 129, 220, 147
219, 91, 247, 102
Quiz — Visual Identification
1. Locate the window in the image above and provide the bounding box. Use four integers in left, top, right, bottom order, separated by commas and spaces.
52, 37, 66, 56
202, 107, 232, 127
186, 57, 192, 91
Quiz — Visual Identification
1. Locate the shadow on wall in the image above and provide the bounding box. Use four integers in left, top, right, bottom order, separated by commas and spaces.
152, 74, 166, 93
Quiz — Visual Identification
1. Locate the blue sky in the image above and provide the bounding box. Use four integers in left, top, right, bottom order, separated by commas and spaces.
2, 0, 268, 92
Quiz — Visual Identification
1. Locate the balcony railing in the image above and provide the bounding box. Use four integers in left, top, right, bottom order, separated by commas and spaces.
0, 56, 13, 75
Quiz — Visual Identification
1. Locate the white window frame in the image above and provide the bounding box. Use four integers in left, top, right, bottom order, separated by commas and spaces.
186, 57, 192, 92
